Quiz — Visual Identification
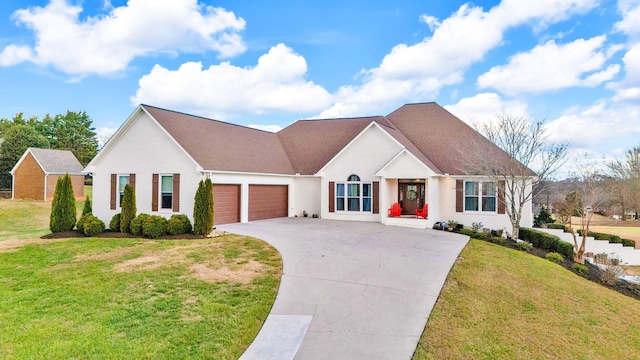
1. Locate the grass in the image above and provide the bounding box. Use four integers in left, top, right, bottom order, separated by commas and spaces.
0, 198, 282, 359
413, 239, 640, 360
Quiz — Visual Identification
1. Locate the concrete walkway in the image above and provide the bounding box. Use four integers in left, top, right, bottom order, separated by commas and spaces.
218, 218, 469, 360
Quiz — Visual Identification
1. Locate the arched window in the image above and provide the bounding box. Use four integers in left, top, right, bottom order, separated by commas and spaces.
335, 174, 372, 212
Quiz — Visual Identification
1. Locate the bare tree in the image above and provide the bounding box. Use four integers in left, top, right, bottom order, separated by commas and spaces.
565, 162, 608, 264
466, 111, 569, 240
607, 145, 640, 220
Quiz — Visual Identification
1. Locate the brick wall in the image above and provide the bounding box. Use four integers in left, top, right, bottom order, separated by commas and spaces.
13, 153, 45, 200
45, 174, 85, 201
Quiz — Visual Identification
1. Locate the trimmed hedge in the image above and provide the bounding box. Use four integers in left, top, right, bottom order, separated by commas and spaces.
83, 214, 105, 237
168, 214, 192, 235
546, 223, 566, 230
519, 227, 574, 259
458, 228, 490, 240
130, 213, 150, 236
576, 230, 636, 247
76, 212, 91, 233
109, 213, 121, 232
142, 215, 168, 239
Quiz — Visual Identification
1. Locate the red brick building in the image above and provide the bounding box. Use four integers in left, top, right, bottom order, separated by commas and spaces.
11, 148, 85, 201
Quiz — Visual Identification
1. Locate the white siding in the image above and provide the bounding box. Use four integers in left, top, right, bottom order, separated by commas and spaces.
91, 112, 199, 224
437, 177, 534, 235
320, 124, 402, 222
293, 176, 321, 218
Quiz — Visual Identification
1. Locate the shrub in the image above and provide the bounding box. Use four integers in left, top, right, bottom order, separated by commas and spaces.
490, 236, 506, 245
130, 213, 150, 236
109, 213, 121, 232
572, 263, 589, 275
534, 206, 555, 227
546, 223, 566, 230
193, 179, 214, 235
515, 241, 533, 251
142, 215, 168, 239
622, 238, 636, 247
471, 222, 483, 232
600, 266, 623, 286
120, 184, 136, 233
519, 228, 574, 259
50, 174, 77, 232
76, 212, 92, 233
82, 196, 92, 215
168, 214, 192, 235
459, 228, 475, 236
545, 252, 564, 263
83, 215, 105, 237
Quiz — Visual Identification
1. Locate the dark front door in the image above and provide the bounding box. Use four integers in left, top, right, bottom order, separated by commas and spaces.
399, 182, 425, 215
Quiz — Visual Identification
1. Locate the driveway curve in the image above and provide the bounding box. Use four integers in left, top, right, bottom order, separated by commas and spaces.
218, 218, 469, 360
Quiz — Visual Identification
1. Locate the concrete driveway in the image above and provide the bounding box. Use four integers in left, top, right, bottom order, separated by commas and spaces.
217, 218, 469, 360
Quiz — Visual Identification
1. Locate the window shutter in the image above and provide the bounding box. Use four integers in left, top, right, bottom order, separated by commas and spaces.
372, 181, 379, 214
328, 181, 335, 213
129, 173, 136, 189
455, 180, 463, 213
110, 174, 117, 210
173, 174, 180, 212
497, 180, 506, 214
152, 174, 159, 211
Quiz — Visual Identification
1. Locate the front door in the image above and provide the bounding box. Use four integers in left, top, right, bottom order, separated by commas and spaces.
399, 183, 424, 215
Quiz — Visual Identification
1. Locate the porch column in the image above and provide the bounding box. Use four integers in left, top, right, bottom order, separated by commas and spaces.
427, 177, 440, 225
379, 177, 387, 223
240, 183, 249, 223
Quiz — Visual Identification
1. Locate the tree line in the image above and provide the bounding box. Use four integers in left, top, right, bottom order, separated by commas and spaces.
0, 110, 98, 190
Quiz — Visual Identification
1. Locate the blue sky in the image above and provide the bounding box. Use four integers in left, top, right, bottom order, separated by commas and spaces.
1, 0, 639, 170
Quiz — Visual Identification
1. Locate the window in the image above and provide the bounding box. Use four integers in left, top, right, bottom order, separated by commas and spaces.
161, 175, 173, 209
118, 175, 129, 207
464, 181, 496, 212
335, 174, 372, 213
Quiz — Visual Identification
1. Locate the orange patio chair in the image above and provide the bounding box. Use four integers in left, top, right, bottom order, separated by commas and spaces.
416, 204, 428, 218
388, 202, 402, 217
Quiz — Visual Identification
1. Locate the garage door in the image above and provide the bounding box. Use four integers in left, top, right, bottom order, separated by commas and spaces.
249, 185, 288, 221
213, 184, 241, 225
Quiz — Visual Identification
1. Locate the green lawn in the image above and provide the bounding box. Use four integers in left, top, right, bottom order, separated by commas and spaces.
0, 199, 282, 359
413, 239, 640, 359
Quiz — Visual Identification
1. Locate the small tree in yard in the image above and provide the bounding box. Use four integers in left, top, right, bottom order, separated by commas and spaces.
193, 178, 214, 235
564, 159, 608, 264
464, 112, 569, 241
120, 184, 136, 233
50, 173, 76, 232
82, 196, 92, 215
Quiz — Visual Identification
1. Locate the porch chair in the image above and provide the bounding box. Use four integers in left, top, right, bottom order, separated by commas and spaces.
388, 202, 402, 217
416, 204, 428, 218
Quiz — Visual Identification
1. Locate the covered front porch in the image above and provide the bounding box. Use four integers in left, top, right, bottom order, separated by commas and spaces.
374, 149, 441, 228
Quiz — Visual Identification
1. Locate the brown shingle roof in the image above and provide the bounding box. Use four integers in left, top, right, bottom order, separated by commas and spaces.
385, 103, 536, 176
141, 102, 535, 177
28, 148, 84, 174
276, 116, 379, 174
143, 105, 295, 174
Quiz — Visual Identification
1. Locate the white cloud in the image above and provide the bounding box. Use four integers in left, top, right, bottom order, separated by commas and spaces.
131, 43, 333, 119
318, 0, 599, 118
444, 92, 528, 127
1, 0, 246, 77
95, 126, 117, 147
545, 101, 640, 148
0, 45, 33, 66
478, 36, 620, 94
615, 0, 640, 38
610, 43, 640, 101
247, 124, 282, 133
